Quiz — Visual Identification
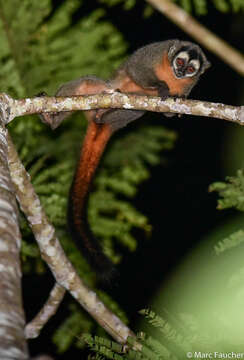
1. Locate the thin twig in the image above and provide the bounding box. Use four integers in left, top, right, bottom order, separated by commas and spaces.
146, 0, 244, 76
25, 283, 65, 339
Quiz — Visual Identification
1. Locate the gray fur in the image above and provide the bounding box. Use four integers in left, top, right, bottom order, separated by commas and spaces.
119, 40, 210, 88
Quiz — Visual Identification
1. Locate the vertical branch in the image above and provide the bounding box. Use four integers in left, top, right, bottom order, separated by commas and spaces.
0, 102, 29, 358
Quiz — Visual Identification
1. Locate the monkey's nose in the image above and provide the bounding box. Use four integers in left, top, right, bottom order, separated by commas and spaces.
176, 69, 184, 77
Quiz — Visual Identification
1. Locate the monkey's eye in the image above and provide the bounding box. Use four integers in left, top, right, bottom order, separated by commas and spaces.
176, 58, 185, 66
187, 65, 195, 73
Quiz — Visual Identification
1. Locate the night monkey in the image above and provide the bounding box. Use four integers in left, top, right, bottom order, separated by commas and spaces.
39, 40, 210, 282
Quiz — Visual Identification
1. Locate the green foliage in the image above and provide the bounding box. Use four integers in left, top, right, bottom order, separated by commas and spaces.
83, 334, 146, 360
0, 0, 50, 97
83, 309, 197, 359
176, 0, 244, 15
210, 170, 244, 256
139, 309, 192, 354
53, 299, 127, 353
214, 229, 244, 255
84, 307, 244, 359
99, 0, 136, 10
209, 170, 244, 211
0, 0, 126, 97
98, 0, 244, 15
52, 303, 94, 353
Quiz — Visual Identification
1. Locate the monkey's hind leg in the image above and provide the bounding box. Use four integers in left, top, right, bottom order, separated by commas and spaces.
37, 76, 110, 129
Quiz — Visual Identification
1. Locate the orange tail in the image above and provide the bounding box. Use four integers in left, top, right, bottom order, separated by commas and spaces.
68, 121, 116, 282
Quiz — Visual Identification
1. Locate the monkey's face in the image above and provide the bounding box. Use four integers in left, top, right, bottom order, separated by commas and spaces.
172, 48, 203, 79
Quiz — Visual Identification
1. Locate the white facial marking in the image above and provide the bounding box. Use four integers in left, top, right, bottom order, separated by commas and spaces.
173, 51, 190, 78
184, 59, 201, 77
176, 51, 189, 62
189, 59, 200, 71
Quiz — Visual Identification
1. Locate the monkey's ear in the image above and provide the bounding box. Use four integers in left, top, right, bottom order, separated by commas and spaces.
205, 60, 211, 70
200, 59, 211, 74
167, 39, 181, 60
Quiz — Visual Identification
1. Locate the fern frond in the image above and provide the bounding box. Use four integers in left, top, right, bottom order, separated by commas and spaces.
140, 335, 171, 359
209, 170, 244, 211
177, 0, 244, 14
139, 309, 192, 353
214, 230, 244, 255
83, 334, 125, 360
52, 303, 93, 353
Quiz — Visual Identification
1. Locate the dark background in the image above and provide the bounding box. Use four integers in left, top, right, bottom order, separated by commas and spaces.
27, 1, 244, 358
